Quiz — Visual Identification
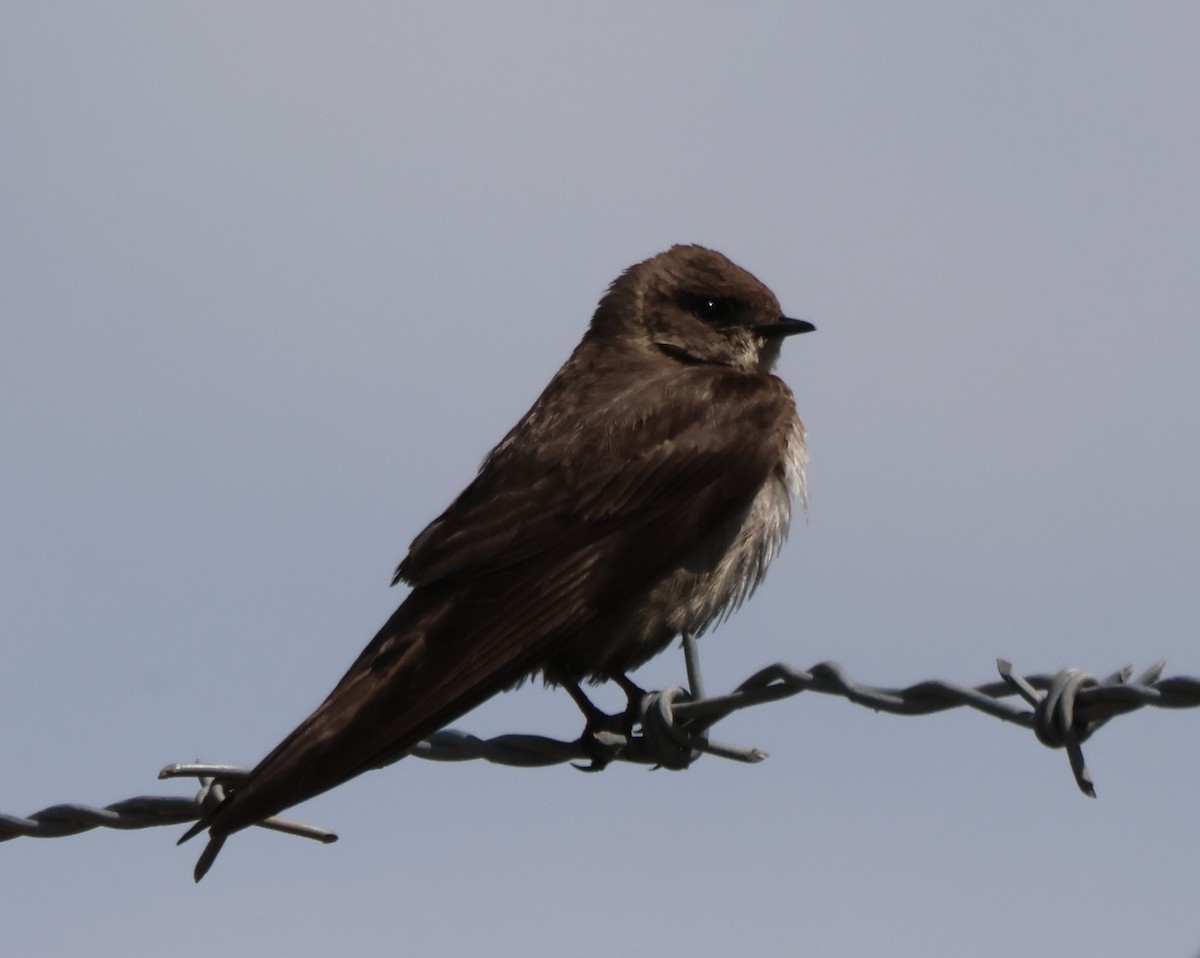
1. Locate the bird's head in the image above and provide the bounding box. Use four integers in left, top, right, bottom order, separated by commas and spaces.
590, 244, 814, 373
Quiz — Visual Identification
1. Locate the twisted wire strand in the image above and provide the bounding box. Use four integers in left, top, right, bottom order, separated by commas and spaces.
3, 657, 1198, 848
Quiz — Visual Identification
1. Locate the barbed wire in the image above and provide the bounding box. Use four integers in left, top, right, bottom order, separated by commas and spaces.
4, 649, 1199, 851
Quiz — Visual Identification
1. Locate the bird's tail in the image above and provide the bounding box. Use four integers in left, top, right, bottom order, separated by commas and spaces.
177, 587, 545, 880
179, 823, 226, 882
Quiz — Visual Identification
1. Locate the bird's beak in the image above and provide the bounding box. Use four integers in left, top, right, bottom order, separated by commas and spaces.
755, 316, 816, 337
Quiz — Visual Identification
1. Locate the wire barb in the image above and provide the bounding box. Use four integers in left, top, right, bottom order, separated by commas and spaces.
3, 657, 1198, 857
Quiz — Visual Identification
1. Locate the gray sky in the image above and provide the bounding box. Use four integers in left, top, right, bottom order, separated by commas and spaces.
4, 4, 1199, 955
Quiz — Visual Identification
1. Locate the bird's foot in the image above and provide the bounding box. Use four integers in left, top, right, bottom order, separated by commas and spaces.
565, 677, 647, 771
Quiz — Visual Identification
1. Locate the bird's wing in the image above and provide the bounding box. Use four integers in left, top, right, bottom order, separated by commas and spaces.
397, 366, 797, 588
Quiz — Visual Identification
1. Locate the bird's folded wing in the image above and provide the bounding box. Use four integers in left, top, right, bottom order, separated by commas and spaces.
396, 366, 796, 590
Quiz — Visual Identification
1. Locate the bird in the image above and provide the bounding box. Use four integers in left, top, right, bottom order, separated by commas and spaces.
180, 244, 814, 880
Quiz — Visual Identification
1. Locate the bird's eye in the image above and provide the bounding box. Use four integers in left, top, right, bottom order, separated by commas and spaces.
686, 295, 736, 325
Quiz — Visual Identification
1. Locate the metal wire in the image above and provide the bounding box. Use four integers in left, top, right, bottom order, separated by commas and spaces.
3, 656, 1198, 848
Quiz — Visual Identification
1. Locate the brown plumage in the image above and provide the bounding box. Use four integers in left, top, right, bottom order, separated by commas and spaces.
181, 245, 814, 879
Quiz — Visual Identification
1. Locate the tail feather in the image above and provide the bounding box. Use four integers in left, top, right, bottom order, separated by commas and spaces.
192, 833, 227, 882
177, 815, 211, 846
177, 588, 545, 878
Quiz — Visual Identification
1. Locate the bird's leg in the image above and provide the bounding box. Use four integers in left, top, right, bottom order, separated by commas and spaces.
564, 681, 611, 730
565, 675, 646, 771
613, 673, 648, 726
565, 676, 646, 733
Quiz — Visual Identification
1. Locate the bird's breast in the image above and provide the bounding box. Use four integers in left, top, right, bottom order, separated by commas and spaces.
678, 408, 806, 634
564, 408, 806, 682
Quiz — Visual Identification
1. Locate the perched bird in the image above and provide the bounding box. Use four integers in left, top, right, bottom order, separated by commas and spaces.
181, 244, 814, 879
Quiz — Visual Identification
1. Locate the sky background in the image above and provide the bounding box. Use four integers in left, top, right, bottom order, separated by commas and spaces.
3, 4, 1199, 956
